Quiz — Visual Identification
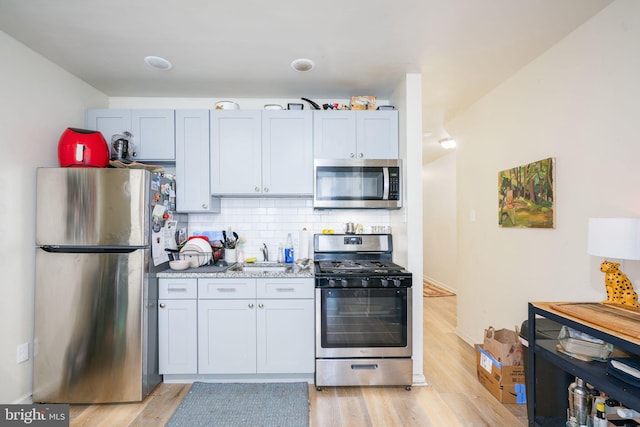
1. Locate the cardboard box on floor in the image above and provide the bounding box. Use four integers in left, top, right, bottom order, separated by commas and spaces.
476, 344, 526, 404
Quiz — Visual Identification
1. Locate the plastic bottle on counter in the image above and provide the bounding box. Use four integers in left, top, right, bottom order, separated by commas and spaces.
299, 228, 310, 259
277, 244, 284, 263
284, 233, 294, 264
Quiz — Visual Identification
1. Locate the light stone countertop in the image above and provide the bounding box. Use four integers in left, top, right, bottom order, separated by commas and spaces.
157, 263, 314, 279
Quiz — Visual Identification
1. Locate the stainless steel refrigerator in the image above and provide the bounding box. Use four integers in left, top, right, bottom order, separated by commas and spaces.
33, 167, 175, 403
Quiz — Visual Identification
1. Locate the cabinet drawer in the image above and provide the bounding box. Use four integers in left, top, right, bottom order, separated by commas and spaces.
159, 278, 197, 299
198, 278, 256, 299
257, 278, 315, 299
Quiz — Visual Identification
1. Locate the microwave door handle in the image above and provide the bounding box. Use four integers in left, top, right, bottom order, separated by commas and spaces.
382, 167, 390, 200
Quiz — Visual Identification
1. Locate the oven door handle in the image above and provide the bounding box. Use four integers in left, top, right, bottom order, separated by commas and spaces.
350, 363, 379, 370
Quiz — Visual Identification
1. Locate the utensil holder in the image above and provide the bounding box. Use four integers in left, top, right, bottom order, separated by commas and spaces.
224, 248, 237, 263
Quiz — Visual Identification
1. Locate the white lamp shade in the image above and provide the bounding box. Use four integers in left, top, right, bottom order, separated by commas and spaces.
588, 217, 640, 260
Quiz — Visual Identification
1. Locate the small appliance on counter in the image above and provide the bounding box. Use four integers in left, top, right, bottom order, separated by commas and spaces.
110, 131, 135, 162
57, 127, 109, 167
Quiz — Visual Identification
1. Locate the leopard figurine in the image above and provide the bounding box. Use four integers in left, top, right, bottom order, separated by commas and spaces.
600, 260, 639, 307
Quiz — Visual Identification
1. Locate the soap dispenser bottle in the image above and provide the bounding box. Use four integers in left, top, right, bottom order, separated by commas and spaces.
284, 233, 294, 264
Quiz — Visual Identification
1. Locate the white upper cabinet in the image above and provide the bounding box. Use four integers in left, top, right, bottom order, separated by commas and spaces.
210, 110, 313, 196
313, 110, 398, 159
210, 110, 262, 195
313, 110, 356, 159
85, 109, 129, 149
175, 110, 219, 212
262, 110, 313, 196
356, 110, 399, 159
86, 109, 175, 161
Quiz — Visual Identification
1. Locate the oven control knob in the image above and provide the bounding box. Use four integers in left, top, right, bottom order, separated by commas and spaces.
329, 279, 336, 287
381, 279, 389, 287
393, 279, 402, 287
361, 278, 369, 287
341, 279, 348, 287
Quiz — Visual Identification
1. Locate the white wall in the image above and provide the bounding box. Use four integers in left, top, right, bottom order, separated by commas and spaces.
390, 73, 425, 385
0, 31, 107, 403
450, 0, 640, 344
423, 151, 457, 292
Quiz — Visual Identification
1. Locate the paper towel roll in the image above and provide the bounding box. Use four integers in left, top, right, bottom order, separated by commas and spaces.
299, 228, 310, 259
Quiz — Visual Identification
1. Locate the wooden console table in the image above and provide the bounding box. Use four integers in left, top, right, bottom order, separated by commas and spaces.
527, 302, 640, 427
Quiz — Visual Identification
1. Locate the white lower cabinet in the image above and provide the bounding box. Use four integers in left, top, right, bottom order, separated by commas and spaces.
198, 277, 315, 375
158, 279, 198, 374
257, 298, 315, 373
198, 298, 257, 374
159, 277, 315, 379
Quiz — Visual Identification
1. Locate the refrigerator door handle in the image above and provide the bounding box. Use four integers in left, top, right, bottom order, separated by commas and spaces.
40, 245, 141, 254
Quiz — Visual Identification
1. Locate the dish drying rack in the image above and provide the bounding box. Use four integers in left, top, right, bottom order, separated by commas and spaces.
166, 247, 220, 267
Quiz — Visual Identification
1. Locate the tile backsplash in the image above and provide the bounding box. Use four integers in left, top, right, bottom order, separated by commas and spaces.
186, 198, 391, 261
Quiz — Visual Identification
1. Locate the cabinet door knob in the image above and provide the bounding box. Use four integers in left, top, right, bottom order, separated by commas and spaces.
255, 187, 260, 192
248, 303, 254, 308
358, 153, 364, 158
258, 303, 264, 309
201, 203, 208, 209
159, 303, 165, 308
350, 153, 355, 158
263, 187, 269, 193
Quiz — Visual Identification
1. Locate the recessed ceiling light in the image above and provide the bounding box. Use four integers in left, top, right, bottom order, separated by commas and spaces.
438, 138, 457, 149
291, 58, 315, 72
144, 56, 173, 71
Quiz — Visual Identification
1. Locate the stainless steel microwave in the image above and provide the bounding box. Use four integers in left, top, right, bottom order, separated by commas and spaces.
313, 159, 402, 209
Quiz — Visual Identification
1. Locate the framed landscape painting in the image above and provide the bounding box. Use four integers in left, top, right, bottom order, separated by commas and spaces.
498, 157, 555, 228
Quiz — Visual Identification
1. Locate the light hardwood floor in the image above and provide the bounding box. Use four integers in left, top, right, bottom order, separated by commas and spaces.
69, 295, 528, 426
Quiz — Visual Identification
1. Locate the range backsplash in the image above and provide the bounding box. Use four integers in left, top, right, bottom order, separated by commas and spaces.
187, 197, 391, 261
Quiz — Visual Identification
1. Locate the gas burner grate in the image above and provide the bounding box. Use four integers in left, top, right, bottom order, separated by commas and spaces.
317, 260, 407, 274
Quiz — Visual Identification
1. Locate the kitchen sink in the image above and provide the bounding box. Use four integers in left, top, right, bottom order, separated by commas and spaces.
231, 262, 291, 273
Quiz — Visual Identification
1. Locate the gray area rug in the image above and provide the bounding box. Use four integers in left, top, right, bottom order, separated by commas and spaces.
167, 382, 310, 427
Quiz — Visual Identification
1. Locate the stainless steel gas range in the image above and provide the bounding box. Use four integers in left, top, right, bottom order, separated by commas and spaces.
314, 234, 413, 390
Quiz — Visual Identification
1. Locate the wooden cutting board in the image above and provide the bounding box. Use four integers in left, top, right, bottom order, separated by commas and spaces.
550, 302, 640, 339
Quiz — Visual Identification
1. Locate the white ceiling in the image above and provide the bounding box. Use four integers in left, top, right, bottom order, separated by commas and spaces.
0, 0, 612, 163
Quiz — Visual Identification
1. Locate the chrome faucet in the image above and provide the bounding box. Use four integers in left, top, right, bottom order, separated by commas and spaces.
261, 243, 269, 262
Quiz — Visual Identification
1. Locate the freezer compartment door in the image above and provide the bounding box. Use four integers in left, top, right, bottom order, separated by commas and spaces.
33, 248, 151, 403
36, 168, 150, 247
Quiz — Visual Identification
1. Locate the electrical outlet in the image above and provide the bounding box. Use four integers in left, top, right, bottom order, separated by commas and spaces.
17, 342, 29, 364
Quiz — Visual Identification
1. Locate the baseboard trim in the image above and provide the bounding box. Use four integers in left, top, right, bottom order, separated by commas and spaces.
13, 394, 33, 404
423, 276, 456, 293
